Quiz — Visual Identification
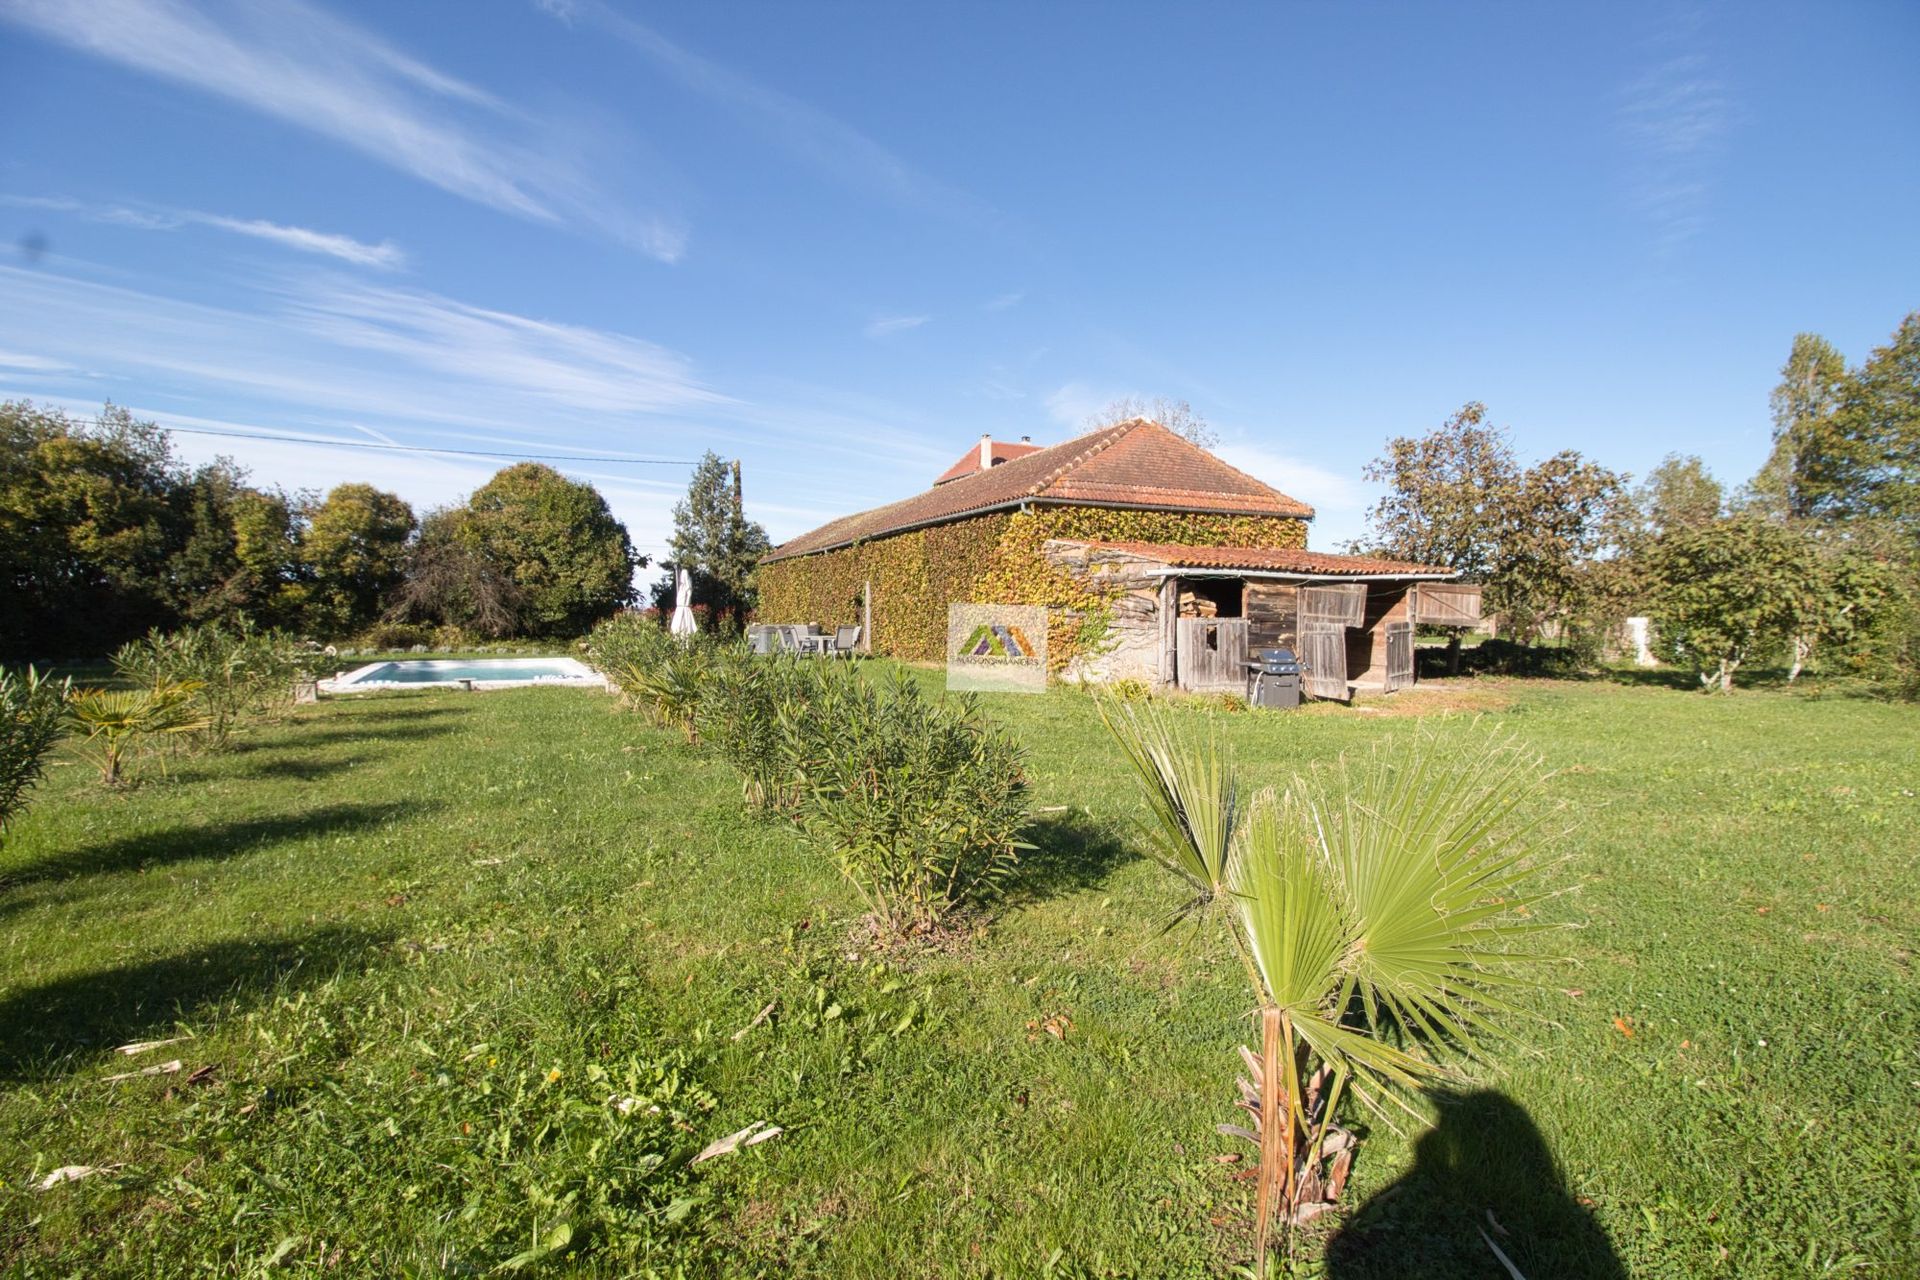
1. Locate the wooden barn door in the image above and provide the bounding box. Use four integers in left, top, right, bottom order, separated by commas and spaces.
1298, 584, 1362, 700
1175, 619, 1248, 692
1385, 621, 1414, 692
1299, 626, 1346, 700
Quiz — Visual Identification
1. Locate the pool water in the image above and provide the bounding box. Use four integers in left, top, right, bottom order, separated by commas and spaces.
321, 657, 605, 691
359, 660, 584, 683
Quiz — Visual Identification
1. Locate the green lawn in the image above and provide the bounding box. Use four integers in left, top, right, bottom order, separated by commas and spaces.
2, 673, 1916, 1277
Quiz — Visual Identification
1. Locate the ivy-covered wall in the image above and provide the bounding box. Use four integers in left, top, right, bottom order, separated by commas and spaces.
756, 504, 1308, 668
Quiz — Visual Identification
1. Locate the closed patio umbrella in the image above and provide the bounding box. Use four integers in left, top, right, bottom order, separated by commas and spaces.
670, 568, 698, 639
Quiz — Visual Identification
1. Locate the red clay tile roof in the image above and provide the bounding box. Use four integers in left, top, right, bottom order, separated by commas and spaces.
1085, 541, 1457, 577
766, 420, 1315, 561
933, 439, 1046, 485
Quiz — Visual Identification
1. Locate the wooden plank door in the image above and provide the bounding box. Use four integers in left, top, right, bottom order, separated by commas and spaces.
1175, 619, 1248, 691
1301, 583, 1365, 629
1385, 621, 1414, 691
1299, 625, 1347, 700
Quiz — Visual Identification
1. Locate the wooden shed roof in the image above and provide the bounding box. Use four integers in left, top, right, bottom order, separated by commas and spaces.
765, 420, 1315, 562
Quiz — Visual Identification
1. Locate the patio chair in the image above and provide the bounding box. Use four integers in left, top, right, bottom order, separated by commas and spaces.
747, 626, 775, 656
830, 625, 861, 658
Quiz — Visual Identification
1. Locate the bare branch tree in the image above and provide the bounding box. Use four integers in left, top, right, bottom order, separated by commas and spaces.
1085, 395, 1219, 450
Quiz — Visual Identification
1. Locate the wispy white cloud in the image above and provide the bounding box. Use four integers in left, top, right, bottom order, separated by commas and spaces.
279, 278, 730, 414
3, 195, 407, 268
1214, 440, 1372, 549
0, 349, 76, 372
0, 0, 686, 261
196, 215, 406, 269
0, 262, 726, 434
865, 314, 930, 339
1043, 380, 1116, 428
1616, 23, 1728, 255
547, 0, 992, 223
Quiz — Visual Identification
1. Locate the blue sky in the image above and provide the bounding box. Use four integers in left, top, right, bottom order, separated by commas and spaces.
2, 1, 1916, 564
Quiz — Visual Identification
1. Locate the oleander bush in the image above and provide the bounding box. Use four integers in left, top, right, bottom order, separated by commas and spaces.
0, 665, 67, 841
114, 622, 313, 750
777, 671, 1029, 936
592, 620, 1031, 935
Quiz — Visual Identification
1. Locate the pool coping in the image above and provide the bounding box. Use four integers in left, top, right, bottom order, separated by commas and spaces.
319, 657, 609, 694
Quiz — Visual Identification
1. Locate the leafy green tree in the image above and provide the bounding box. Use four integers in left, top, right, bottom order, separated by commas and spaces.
1360, 403, 1625, 650
666, 452, 770, 629
301, 483, 416, 636
1634, 454, 1724, 537
0, 401, 180, 657
465, 464, 637, 636
1642, 515, 1812, 692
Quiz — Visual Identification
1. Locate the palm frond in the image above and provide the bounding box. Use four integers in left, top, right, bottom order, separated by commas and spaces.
1097, 699, 1240, 904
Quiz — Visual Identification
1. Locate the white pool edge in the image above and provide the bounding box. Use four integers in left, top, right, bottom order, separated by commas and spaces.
318, 657, 609, 694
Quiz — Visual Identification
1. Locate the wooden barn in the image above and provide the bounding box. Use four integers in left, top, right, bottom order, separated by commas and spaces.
756, 419, 1481, 699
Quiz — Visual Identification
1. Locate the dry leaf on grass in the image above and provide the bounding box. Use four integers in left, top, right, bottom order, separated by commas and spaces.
103, 1059, 182, 1083
691, 1121, 783, 1166
1612, 1018, 1635, 1038
115, 1037, 187, 1056
33, 1164, 120, 1191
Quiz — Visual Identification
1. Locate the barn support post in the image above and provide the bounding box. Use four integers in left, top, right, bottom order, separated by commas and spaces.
1158, 577, 1179, 687
862, 580, 873, 653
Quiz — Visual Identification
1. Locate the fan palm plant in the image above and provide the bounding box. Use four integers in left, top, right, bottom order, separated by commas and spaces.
65, 680, 211, 785
1100, 702, 1555, 1268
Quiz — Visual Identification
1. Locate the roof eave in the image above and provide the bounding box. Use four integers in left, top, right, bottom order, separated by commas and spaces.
763, 495, 1313, 563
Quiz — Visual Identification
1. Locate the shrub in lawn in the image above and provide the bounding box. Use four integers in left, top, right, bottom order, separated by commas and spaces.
0, 665, 67, 841
780, 671, 1029, 936
114, 622, 311, 749
65, 679, 211, 785
699, 647, 831, 812
1102, 702, 1552, 1268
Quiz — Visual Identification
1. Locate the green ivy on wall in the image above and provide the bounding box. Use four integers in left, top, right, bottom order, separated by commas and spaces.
757, 505, 1307, 670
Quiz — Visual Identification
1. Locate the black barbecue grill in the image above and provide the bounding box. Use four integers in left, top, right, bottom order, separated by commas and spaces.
1245, 647, 1305, 709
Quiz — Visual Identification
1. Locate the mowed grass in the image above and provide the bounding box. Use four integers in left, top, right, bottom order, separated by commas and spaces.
1, 672, 1915, 1277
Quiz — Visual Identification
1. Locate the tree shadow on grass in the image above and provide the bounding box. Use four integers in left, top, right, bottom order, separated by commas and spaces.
1325, 1090, 1625, 1280
0, 800, 433, 890
1004, 809, 1135, 905
231, 754, 370, 783
255, 721, 459, 749
0, 926, 387, 1081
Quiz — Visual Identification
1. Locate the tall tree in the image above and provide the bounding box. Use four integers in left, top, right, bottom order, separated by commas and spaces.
1821, 312, 1920, 538
385, 507, 528, 639
464, 463, 637, 636
666, 452, 771, 628
1751, 333, 1848, 521
1086, 395, 1219, 449
301, 483, 416, 635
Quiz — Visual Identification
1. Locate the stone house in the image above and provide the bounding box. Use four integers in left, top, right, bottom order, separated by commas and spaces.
756, 419, 1479, 696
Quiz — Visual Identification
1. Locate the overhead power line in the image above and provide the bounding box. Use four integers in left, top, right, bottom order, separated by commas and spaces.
158, 424, 698, 466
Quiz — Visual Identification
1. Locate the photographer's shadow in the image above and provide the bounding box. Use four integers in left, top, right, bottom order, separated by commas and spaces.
1326, 1091, 1625, 1280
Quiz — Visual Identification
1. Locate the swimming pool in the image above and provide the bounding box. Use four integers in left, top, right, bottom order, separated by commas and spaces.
321, 657, 606, 692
